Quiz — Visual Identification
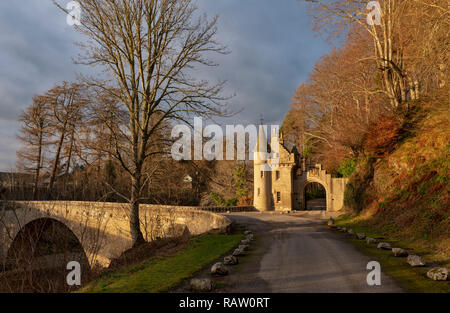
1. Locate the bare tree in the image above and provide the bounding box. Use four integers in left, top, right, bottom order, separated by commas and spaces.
283, 25, 391, 171
304, 0, 414, 107
17, 96, 51, 200
53, 0, 229, 246
44, 82, 88, 199
285, 0, 447, 173
304, 0, 449, 107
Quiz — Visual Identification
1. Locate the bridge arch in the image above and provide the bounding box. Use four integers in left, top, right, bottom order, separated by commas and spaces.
6, 217, 90, 272
0, 203, 114, 269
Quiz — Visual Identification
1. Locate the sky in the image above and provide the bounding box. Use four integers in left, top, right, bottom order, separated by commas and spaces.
0, 0, 333, 171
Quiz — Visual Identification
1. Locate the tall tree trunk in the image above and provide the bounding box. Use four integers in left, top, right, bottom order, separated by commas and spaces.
47, 131, 65, 199
130, 168, 145, 247
33, 131, 43, 200
65, 129, 75, 176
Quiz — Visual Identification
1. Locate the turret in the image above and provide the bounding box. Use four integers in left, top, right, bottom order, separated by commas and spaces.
253, 125, 273, 211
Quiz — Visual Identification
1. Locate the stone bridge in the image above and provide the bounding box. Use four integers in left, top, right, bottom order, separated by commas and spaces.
0, 201, 241, 270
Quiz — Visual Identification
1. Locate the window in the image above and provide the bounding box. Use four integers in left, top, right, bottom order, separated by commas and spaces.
261, 171, 264, 178
276, 171, 280, 180
276, 192, 281, 203
257, 188, 260, 197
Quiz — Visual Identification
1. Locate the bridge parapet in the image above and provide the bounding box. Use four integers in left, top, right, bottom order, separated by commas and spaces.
143, 204, 256, 213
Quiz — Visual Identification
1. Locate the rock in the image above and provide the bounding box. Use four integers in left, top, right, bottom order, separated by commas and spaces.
223, 255, 238, 265
241, 239, 251, 245
426, 267, 448, 281
356, 233, 366, 240
232, 248, 243, 256
246, 234, 254, 241
327, 218, 335, 226
244, 230, 252, 235
348, 229, 355, 235
407, 255, 426, 267
377, 242, 392, 250
190, 278, 213, 292
392, 248, 408, 257
366, 237, 377, 244
211, 262, 229, 276
239, 244, 250, 251
341, 227, 347, 232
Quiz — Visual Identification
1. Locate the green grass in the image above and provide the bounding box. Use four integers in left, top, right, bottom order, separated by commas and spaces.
335, 214, 448, 263
347, 238, 450, 293
334, 217, 450, 293
79, 233, 244, 293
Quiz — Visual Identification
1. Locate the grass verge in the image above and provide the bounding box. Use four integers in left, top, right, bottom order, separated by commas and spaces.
335, 216, 450, 293
78, 233, 243, 293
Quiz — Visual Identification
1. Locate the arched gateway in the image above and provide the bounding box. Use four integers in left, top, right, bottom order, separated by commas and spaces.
253, 128, 348, 213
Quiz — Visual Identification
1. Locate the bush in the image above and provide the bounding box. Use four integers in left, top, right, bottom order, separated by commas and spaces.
343, 182, 359, 211
225, 198, 238, 207
234, 167, 249, 199
365, 115, 402, 157
337, 158, 357, 177
209, 192, 237, 207
343, 157, 375, 213
237, 194, 253, 206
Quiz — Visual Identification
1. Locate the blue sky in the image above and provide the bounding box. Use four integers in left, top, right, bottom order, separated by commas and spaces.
0, 0, 333, 171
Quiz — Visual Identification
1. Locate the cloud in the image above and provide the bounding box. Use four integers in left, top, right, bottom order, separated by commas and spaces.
0, 0, 331, 171
197, 0, 331, 126
0, 120, 21, 171
0, 1, 82, 122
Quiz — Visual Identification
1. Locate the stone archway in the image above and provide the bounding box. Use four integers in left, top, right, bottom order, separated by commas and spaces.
302, 181, 327, 211
299, 178, 330, 211
292, 165, 348, 213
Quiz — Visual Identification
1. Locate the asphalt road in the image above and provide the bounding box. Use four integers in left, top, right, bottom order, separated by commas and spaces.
221, 212, 403, 293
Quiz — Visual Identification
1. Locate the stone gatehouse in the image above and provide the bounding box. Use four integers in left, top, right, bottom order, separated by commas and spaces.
253, 127, 348, 212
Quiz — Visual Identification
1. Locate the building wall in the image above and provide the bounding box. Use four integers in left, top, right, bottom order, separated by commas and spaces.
272, 165, 294, 211
328, 178, 348, 212
253, 165, 273, 211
